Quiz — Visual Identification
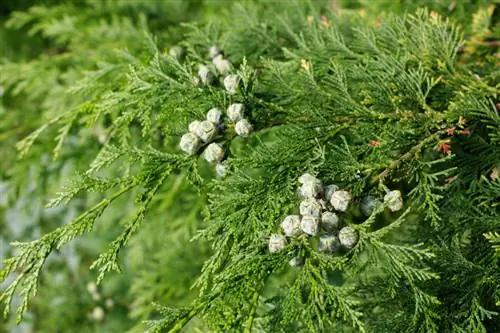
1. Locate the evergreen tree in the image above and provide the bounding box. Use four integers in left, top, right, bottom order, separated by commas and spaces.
1, 1, 498, 332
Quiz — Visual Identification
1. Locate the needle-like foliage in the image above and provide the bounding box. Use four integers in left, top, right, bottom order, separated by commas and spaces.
0, 1, 498, 332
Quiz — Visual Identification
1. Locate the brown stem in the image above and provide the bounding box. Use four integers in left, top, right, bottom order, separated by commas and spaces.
371, 129, 447, 184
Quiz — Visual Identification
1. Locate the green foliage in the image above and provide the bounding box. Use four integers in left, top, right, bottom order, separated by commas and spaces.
1, 0, 499, 332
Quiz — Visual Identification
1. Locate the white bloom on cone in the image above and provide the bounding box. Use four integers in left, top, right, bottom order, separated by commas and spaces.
213, 55, 232, 75
224, 74, 240, 94
195, 120, 217, 143
324, 184, 339, 202
318, 235, 340, 253
204, 143, 224, 163
216, 163, 228, 177
206, 108, 222, 124
105, 298, 114, 309
198, 65, 214, 85
298, 173, 319, 184
384, 190, 403, 212
90, 306, 105, 322
299, 199, 321, 217
330, 190, 351, 212
339, 227, 358, 249
300, 216, 319, 235
86, 282, 98, 295
180, 133, 200, 155
268, 234, 286, 253
235, 119, 253, 137
281, 215, 301, 237
298, 173, 323, 198
227, 103, 245, 122
208, 45, 221, 58
188, 120, 202, 134
212, 54, 223, 64
299, 181, 323, 199
296, 186, 306, 199
321, 211, 340, 231
169, 45, 184, 59
361, 195, 381, 216
289, 256, 304, 267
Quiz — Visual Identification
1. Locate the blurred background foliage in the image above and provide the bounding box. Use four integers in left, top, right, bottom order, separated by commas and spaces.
0, 0, 497, 332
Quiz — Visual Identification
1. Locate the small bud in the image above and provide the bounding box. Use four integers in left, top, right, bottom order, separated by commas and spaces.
361, 195, 381, 216
384, 190, 403, 212
268, 234, 287, 253
86, 282, 98, 295
324, 184, 339, 201
92, 292, 102, 301
213, 55, 232, 75
235, 119, 253, 137
281, 215, 301, 237
188, 120, 202, 134
206, 108, 223, 124
105, 298, 114, 309
330, 190, 351, 212
180, 133, 200, 155
204, 143, 224, 163
195, 120, 217, 143
491, 165, 499, 181
227, 103, 245, 122
198, 65, 214, 85
289, 256, 304, 268
216, 163, 228, 177
300, 216, 319, 235
208, 45, 221, 58
318, 235, 340, 253
90, 306, 105, 322
321, 212, 340, 231
168, 45, 184, 59
224, 74, 240, 95
338, 227, 358, 249
299, 199, 322, 217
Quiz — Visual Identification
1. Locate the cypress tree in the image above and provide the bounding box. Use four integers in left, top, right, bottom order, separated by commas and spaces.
0, 1, 498, 332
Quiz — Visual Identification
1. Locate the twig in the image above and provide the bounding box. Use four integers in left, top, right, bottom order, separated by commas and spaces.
168, 305, 203, 333
244, 286, 263, 333
371, 129, 447, 184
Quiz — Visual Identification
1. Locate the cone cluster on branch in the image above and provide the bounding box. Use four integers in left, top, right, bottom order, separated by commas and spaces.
269, 173, 406, 265
269, 174, 358, 264
179, 47, 253, 175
